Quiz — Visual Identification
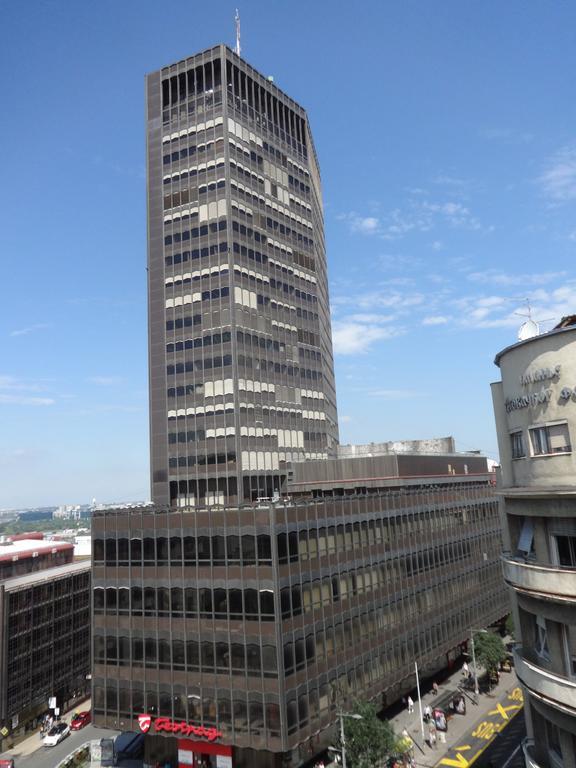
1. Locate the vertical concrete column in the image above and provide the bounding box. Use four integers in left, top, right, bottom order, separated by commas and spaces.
560, 730, 576, 768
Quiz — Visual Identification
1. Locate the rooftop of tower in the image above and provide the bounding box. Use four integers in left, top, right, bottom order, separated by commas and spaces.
154, 43, 308, 117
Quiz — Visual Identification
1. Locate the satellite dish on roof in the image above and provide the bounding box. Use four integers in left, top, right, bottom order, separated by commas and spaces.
518, 319, 540, 341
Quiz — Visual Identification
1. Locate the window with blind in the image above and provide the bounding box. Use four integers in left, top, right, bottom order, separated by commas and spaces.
529, 422, 571, 456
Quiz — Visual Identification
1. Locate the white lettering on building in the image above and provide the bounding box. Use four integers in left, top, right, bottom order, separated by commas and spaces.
505, 389, 552, 413
520, 364, 561, 386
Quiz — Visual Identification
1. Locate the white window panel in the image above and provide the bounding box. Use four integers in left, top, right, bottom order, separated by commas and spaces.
517, 518, 534, 554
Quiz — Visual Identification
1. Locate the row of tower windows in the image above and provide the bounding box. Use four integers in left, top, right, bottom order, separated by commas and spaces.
168, 452, 236, 469
94, 528, 478, 575
162, 134, 226, 166
166, 356, 322, 381
164, 242, 228, 266
166, 330, 289, 354
164, 219, 227, 245
95, 591, 500, 735
94, 635, 278, 676
95, 587, 492, 697
93, 547, 485, 629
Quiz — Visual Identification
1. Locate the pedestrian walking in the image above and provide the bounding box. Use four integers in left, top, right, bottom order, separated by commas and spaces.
429, 722, 437, 748
423, 704, 431, 722
407, 695, 414, 713
432, 681, 439, 696
462, 661, 469, 677
438, 729, 446, 744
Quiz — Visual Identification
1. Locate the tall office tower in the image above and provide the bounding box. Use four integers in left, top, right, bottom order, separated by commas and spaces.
147, 45, 339, 509
493, 316, 576, 767
91, 44, 508, 768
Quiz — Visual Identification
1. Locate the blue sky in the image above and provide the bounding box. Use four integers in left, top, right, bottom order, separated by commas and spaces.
2, 1, 575, 508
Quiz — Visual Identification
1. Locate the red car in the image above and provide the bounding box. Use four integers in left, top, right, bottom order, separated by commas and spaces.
70, 711, 91, 730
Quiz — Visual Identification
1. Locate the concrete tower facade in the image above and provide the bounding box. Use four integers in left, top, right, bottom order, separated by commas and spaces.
146, 45, 338, 509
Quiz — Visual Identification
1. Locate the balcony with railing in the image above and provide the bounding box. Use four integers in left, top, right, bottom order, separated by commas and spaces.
514, 646, 576, 715
502, 553, 576, 602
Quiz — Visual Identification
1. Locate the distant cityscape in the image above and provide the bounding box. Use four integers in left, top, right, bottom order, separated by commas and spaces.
0, 501, 149, 523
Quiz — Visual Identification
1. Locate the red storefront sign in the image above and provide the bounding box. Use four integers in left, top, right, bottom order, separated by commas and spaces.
138, 715, 223, 742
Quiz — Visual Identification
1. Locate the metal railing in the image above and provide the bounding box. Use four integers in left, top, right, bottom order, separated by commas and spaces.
502, 551, 576, 573
522, 737, 544, 768
54, 741, 91, 768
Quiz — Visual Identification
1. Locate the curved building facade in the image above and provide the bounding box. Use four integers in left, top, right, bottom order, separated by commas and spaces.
492, 319, 576, 767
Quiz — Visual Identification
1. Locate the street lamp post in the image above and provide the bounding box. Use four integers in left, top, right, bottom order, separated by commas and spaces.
339, 711, 363, 768
414, 661, 426, 747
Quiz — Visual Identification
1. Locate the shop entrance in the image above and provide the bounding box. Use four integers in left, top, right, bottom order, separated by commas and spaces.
178, 738, 233, 768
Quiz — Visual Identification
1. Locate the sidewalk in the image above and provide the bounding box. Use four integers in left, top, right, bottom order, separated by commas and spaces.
388, 667, 520, 766
0, 699, 92, 760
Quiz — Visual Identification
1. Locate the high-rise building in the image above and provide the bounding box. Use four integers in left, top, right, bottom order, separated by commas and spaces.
0, 536, 91, 749
146, 44, 338, 510
492, 316, 576, 767
91, 44, 509, 768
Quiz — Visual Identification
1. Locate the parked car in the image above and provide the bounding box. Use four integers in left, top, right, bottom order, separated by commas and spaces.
70, 711, 91, 730
44, 722, 70, 746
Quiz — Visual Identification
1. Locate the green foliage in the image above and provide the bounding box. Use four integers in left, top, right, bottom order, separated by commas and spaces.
339, 701, 396, 768
505, 613, 515, 638
474, 631, 506, 675
0, 518, 88, 535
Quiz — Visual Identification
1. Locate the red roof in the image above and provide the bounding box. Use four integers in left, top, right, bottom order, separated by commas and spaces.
8, 532, 45, 542
0, 540, 73, 564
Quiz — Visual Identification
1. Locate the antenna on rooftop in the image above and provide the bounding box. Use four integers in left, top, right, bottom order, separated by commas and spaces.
235, 9, 241, 57
514, 298, 553, 341
515, 299, 539, 341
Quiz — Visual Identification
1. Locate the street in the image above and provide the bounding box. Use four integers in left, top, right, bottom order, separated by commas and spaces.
435, 685, 525, 768
0, 724, 120, 768
473, 711, 526, 768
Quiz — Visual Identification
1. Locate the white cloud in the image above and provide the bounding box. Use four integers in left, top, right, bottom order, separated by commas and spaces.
88, 376, 124, 386
367, 389, 421, 399
422, 201, 481, 229
454, 284, 576, 329
479, 127, 535, 144
332, 321, 403, 355
467, 269, 566, 286
372, 292, 423, 309
431, 240, 444, 251
338, 212, 381, 235
0, 375, 44, 392
339, 415, 352, 424
335, 290, 425, 311
347, 313, 396, 324
0, 375, 55, 406
10, 323, 50, 337
422, 315, 450, 326
341, 195, 485, 242
0, 394, 55, 406
432, 174, 469, 188
538, 145, 576, 202
352, 216, 379, 234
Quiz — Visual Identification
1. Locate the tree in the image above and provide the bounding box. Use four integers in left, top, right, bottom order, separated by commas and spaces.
474, 631, 506, 677
505, 612, 515, 639
339, 701, 396, 768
